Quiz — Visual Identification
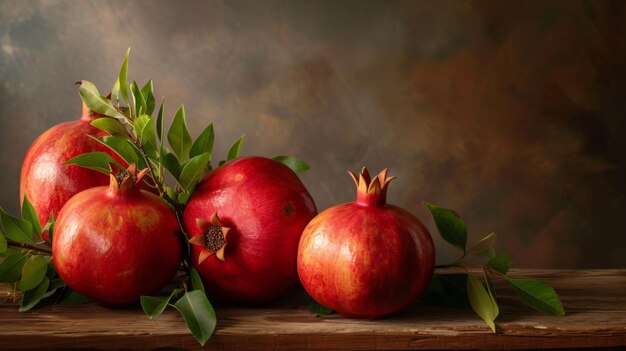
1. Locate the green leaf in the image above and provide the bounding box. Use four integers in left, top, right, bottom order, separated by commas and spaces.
272, 156, 310, 174
419, 274, 470, 308
507, 278, 565, 316
156, 100, 165, 141
189, 267, 205, 293
226, 135, 245, 161
16, 255, 47, 291
141, 80, 155, 116
0, 207, 33, 243
118, 48, 130, 104
78, 80, 126, 120
466, 232, 497, 255
63, 151, 121, 174
307, 296, 334, 315
42, 213, 55, 246
422, 202, 467, 252
189, 123, 214, 159
467, 274, 499, 332
97, 136, 146, 169
168, 105, 192, 162
140, 288, 183, 319
173, 290, 217, 346
487, 253, 513, 275
134, 115, 158, 159
177, 191, 191, 205
131, 81, 146, 117
91, 117, 129, 137
0, 231, 6, 254
179, 153, 211, 191
162, 149, 181, 179
0, 250, 28, 282
20, 276, 54, 312
21, 195, 41, 236
58, 289, 90, 305
111, 79, 120, 104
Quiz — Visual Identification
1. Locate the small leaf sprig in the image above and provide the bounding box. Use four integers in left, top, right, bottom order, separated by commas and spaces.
422, 202, 565, 332
0, 197, 90, 311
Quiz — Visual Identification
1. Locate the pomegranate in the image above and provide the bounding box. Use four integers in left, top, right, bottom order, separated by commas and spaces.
52, 164, 182, 306
182, 156, 317, 303
20, 102, 125, 226
297, 168, 435, 318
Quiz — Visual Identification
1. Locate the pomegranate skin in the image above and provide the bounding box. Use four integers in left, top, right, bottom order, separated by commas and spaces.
182, 156, 317, 303
20, 104, 123, 226
52, 171, 182, 306
297, 168, 435, 319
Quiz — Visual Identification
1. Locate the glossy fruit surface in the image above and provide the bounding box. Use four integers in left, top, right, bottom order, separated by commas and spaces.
297, 168, 435, 318
20, 103, 124, 226
52, 165, 182, 306
183, 156, 317, 303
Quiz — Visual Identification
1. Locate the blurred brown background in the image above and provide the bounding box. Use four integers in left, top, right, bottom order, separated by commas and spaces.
1, 0, 625, 268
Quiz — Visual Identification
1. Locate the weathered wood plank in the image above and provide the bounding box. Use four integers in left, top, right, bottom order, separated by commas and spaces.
0, 269, 624, 350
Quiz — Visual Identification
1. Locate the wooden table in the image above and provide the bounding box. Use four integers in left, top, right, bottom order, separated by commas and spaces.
0, 269, 625, 350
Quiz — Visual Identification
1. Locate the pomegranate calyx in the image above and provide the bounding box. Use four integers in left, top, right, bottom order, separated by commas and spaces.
348, 167, 396, 207
189, 212, 231, 264
108, 163, 149, 193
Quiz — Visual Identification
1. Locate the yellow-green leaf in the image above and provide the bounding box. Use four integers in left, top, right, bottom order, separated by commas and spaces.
16, 255, 47, 291
467, 275, 499, 332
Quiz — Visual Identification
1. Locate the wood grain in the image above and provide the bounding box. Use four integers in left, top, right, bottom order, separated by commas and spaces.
0, 269, 625, 350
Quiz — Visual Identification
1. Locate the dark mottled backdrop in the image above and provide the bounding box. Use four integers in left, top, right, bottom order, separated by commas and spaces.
1, 0, 625, 268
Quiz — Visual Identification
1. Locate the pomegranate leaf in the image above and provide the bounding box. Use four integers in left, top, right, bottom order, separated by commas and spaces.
272, 156, 310, 174
226, 134, 245, 161
0, 250, 27, 282
63, 151, 124, 175
140, 288, 182, 319
15, 255, 47, 291
189, 267, 205, 293
422, 202, 467, 252
189, 123, 215, 159
174, 290, 217, 346
168, 105, 192, 162
97, 136, 147, 170
19, 276, 56, 312
130, 81, 146, 117
0, 231, 6, 254
0, 207, 33, 243
78, 80, 126, 120
487, 253, 512, 275
467, 274, 499, 332
307, 296, 334, 315
507, 278, 565, 316
162, 149, 181, 179
134, 115, 158, 159
91, 117, 130, 137
21, 195, 41, 236
57, 288, 90, 305
179, 153, 212, 191
141, 80, 155, 116
117, 47, 130, 105
41, 213, 55, 246
466, 232, 497, 256
156, 99, 165, 142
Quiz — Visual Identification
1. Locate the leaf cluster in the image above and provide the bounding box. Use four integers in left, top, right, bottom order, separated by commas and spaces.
422, 202, 565, 332
0, 197, 89, 312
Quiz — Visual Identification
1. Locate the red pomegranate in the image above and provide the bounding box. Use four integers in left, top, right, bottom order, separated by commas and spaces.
297, 168, 435, 318
20, 103, 125, 226
182, 156, 317, 303
52, 164, 182, 306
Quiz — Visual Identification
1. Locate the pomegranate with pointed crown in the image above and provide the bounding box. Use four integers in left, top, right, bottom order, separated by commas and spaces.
20, 102, 125, 226
52, 164, 182, 306
182, 156, 317, 303
297, 167, 435, 318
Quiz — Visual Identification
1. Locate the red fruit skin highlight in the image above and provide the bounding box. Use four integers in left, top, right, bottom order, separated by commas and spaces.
20, 104, 125, 226
297, 168, 435, 319
183, 157, 317, 303
52, 168, 182, 306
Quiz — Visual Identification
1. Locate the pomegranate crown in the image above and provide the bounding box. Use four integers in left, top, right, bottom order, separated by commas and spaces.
109, 163, 149, 192
348, 167, 396, 206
